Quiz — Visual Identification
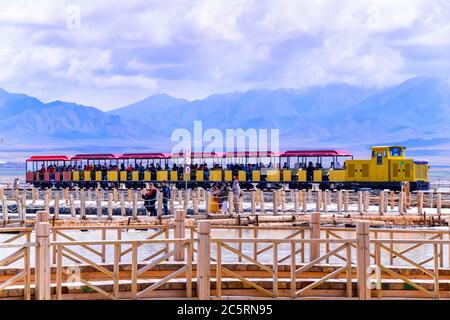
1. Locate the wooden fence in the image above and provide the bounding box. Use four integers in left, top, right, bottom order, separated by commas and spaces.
1, 210, 450, 299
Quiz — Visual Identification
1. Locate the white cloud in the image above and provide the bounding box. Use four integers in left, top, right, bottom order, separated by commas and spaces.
0, 0, 449, 109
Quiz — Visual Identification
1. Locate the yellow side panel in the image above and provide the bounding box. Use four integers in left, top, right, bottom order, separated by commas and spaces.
297, 170, 306, 182
210, 170, 222, 182
120, 171, 127, 181
95, 171, 102, 181
313, 170, 322, 182
157, 171, 168, 181
84, 171, 91, 181
252, 170, 260, 182
283, 170, 291, 182
238, 170, 246, 181
267, 170, 280, 182
196, 170, 204, 181
144, 171, 151, 181
132, 171, 139, 181
72, 171, 80, 181
183, 173, 190, 181
345, 161, 356, 181
224, 170, 233, 181
329, 170, 345, 182
107, 171, 118, 181
170, 171, 178, 181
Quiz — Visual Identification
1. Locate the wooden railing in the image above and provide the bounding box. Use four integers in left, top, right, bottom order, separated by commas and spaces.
0, 228, 33, 300
53, 238, 194, 300
1, 211, 450, 300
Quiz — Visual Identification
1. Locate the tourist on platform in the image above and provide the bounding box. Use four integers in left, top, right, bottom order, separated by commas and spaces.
161, 181, 170, 215
232, 176, 242, 213
143, 183, 157, 216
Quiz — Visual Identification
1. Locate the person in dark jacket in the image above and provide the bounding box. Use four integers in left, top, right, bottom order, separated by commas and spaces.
161, 181, 170, 215
143, 183, 157, 216
306, 161, 314, 182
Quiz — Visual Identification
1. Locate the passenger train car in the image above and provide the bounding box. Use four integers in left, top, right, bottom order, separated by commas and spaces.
25, 146, 429, 191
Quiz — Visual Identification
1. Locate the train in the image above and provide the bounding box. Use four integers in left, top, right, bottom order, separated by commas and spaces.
25, 145, 429, 191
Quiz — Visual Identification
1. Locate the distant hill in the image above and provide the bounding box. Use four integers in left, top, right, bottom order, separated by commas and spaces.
0, 91, 157, 142
108, 93, 189, 122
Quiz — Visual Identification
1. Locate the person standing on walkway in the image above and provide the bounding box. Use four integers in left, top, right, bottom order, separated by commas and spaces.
232, 176, 242, 213
143, 183, 157, 216
161, 181, 171, 215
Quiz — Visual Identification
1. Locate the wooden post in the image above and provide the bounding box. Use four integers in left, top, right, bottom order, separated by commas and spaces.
302, 190, 307, 214
2, 195, 8, 223
260, 190, 265, 214
192, 191, 198, 215
250, 190, 256, 215
44, 190, 50, 212
310, 212, 321, 261
120, 192, 125, 216
357, 191, 363, 214
178, 189, 183, 205
170, 192, 175, 216
132, 192, 138, 219
429, 191, 434, 209
31, 187, 37, 204
337, 190, 343, 214
390, 191, 394, 210
364, 191, 369, 213
272, 190, 278, 215
437, 193, 442, 215
378, 191, 384, 215
307, 189, 312, 204
69, 194, 76, 218
417, 191, 423, 215
157, 189, 163, 217
35, 211, 51, 300
344, 190, 349, 212
108, 193, 113, 219
383, 190, 389, 213
315, 190, 321, 212
80, 189, 86, 219
356, 222, 371, 300
127, 189, 132, 202
294, 190, 299, 214
197, 220, 211, 300
113, 188, 118, 203
96, 194, 102, 218
174, 210, 186, 261
323, 190, 328, 213
184, 190, 190, 211
54, 192, 59, 219
398, 191, 404, 214
281, 190, 286, 213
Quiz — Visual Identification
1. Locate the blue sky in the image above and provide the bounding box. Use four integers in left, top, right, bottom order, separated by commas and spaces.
0, 0, 449, 110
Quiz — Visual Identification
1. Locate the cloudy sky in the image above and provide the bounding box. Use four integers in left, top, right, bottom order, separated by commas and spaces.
0, 0, 449, 110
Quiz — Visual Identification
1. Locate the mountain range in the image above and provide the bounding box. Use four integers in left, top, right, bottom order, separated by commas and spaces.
1, 77, 450, 163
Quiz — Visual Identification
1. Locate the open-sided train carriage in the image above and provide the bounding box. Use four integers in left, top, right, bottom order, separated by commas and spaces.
25, 145, 430, 191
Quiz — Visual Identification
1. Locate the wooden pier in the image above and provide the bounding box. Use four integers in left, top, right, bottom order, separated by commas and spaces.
1, 210, 450, 300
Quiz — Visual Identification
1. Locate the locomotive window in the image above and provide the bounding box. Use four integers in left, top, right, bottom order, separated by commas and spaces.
384, 150, 387, 157
377, 153, 382, 165
390, 147, 402, 157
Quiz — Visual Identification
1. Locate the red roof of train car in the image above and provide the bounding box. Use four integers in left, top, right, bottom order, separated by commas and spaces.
26, 155, 71, 161
225, 151, 280, 157
71, 154, 118, 160
280, 150, 352, 157
119, 153, 171, 159
171, 152, 225, 158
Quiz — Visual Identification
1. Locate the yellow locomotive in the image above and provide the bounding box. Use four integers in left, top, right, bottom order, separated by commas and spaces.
26, 146, 429, 191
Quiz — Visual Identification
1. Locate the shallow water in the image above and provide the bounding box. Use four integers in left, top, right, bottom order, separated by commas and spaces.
1, 228, 448, 269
